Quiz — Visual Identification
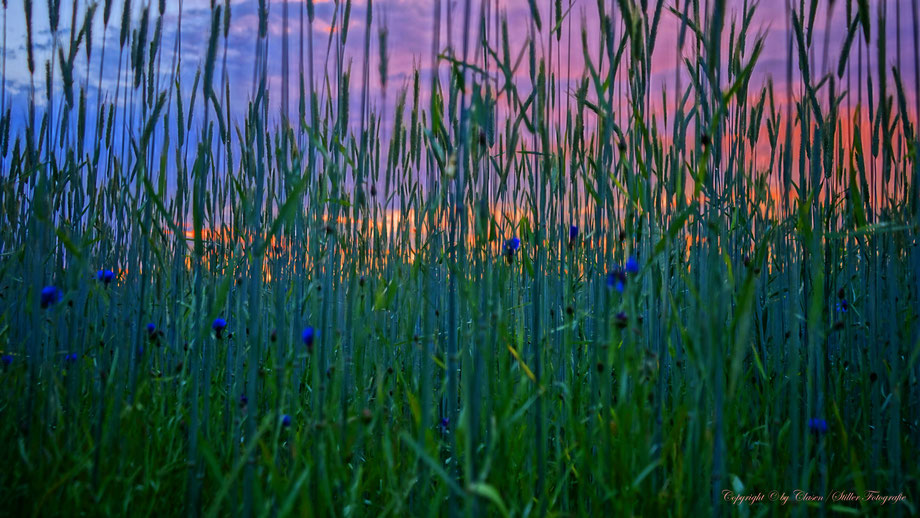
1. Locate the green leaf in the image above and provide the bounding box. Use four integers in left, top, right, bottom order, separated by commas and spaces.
467, 483, 510, 518
399, 433, 465, 497
373, 279, 396, 311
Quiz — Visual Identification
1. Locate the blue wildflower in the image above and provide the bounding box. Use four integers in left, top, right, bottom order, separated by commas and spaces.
625, 256, 639, 274
302, 326, 316, 351
2, 355, 12, 366
606, 269, 626, 293
836, 299, 849, 313
281, 414, 292, 427
239, 394, 248, 408
97, 269, 115, 285
212, 318, 227, 338
64, 353, 78, 364
439, 417, 449, 431
569, 225, 578, 241
808, 418, 828, 435
147, 323, 156, 335
503, 237, 521, 263
40, 286, 62, 309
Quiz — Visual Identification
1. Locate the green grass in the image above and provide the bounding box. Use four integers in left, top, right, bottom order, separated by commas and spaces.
0, 0, 919, 516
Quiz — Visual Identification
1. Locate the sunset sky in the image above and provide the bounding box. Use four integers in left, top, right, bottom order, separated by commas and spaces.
4, 0, 917, 130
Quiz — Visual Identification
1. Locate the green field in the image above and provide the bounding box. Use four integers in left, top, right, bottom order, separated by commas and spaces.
0, 0, 918, 515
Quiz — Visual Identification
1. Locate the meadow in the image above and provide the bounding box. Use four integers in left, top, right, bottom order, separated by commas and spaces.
0, 0, 918, 515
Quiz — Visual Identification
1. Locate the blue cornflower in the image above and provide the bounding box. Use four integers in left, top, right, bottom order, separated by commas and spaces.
212, 318, 227, 338
439, 417, 449, 431
64, 353, 78, 364
147, 323, 156, 335
569, 225, 579, 241
503, 237, 521, 263
281, 414, 292, 427
302, 326, 316, 350
606, 269, 626, 292
40, 286, 62, 308
625, 256, 639, 274
2, 355, 12, 366
808, 418, 828, 435
97, 269, 115, 285
836, 299, 849, 313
